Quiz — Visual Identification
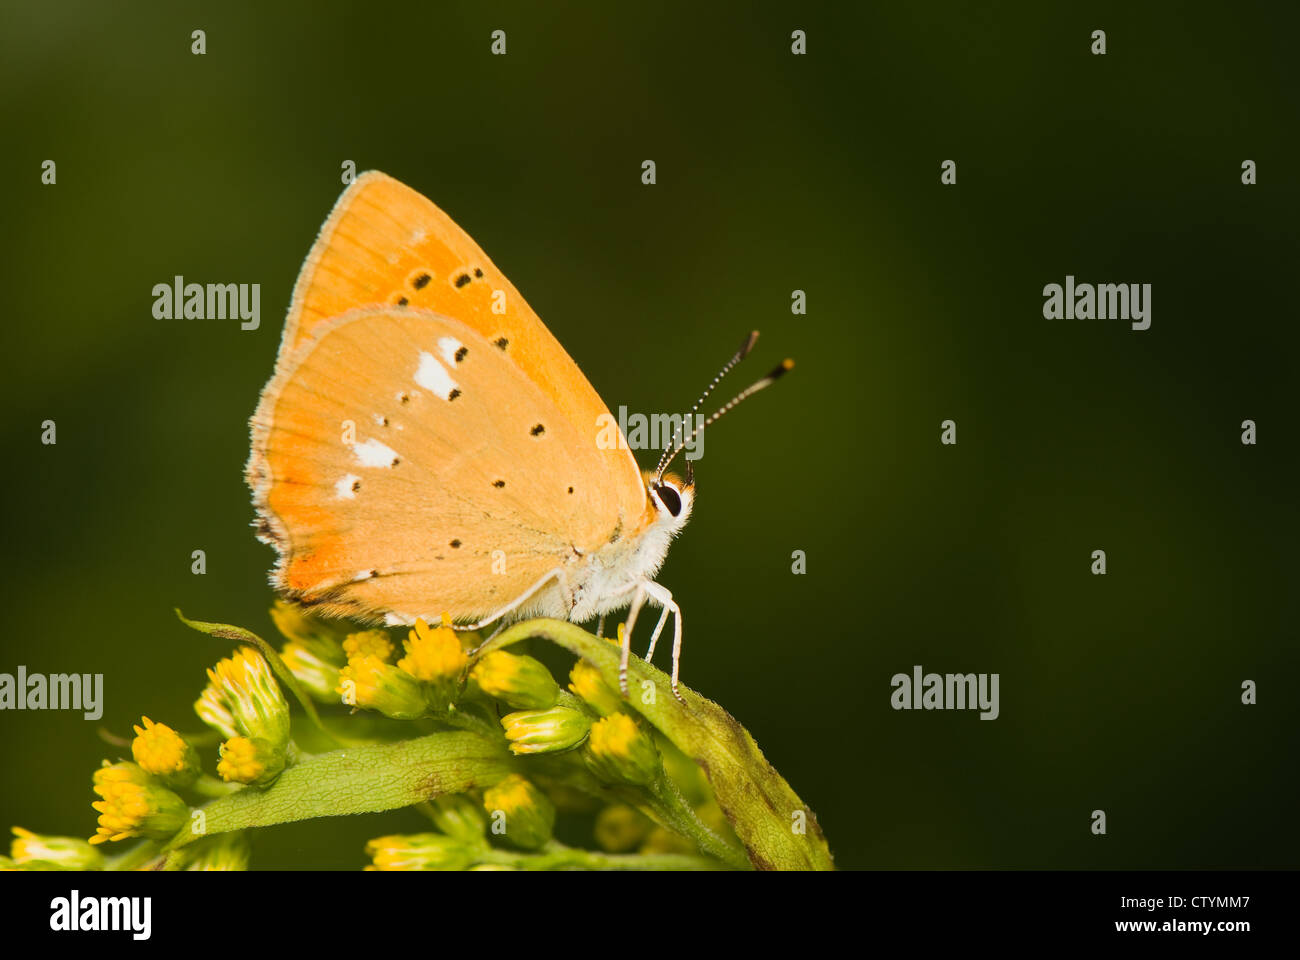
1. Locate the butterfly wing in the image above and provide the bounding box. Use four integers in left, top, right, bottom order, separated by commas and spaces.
249, 307, 640, 623
281, 171, 636, 492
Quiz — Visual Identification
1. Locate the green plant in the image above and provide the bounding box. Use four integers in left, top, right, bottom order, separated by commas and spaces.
5, 605, 833, 872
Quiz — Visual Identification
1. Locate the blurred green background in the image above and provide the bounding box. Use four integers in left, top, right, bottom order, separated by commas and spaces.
2, 0, 1296, 869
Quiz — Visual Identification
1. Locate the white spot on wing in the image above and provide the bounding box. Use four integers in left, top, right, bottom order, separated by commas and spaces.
415, 351, 459, 400
353, 438, 399, 467
335, 473, 360, 499
353, 570, 374, 582
438, 335, 465, 366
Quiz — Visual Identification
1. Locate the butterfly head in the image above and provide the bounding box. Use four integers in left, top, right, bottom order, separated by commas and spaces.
646, 468, 695, 531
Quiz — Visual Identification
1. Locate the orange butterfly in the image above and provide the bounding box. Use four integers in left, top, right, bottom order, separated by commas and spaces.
247, 172, 790, 698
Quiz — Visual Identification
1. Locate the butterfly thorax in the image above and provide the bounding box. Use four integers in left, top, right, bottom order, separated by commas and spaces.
551, 480, 694, 623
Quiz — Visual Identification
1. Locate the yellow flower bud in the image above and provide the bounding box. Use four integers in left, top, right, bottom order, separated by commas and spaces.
365, 833, 476, 871
586, 713, 661, 786
216, 736, 284, 786
342, 629, 395, 663
501, 706, 591, 755
470, 651, 557, 710
131, 716, 200, 787
10, 827, 105, 870
89, 762, 189, 845
398, 617, 468, 683
338, 655, 429, 719
481, 774, 555, 850
568, 660, 622, 716
197, 648, 291, 750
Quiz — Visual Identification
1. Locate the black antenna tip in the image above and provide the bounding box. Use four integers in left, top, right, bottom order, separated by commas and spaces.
769, 358, 795, 379
739, 330, 760, 359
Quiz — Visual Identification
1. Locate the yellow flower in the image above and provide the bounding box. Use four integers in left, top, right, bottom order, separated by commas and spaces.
343, 629, 394, 663
586, 714, 661, 786
89, 762, 188, 845
338, 655, 428, 719
481, 774, 555, 850
216, 736, 283, 786
197, 647, 291, 746
568, 660, 622, 716
131, 716, 199, 786
10, 827, 105, 869
501, 706, 590, 755
397, 617, 467, 683
470, 651, 558, 710
365, 833, 476, 871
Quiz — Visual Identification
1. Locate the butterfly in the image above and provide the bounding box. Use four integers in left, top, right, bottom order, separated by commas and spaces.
247, 172, 790, 699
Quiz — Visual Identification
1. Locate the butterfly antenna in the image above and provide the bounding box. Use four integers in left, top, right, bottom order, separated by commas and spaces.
655, 330, 760, 478
658, 357, 795, 481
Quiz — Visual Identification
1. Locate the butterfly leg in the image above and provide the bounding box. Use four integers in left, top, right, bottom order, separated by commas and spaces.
641, 581, 685, 702
643, 605, 671, 663
456, 566, 572, 654
619, 583, 649, 698
595, 614, 606, 639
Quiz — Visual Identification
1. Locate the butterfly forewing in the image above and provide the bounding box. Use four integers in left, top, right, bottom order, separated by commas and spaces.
282, 172, 637, 495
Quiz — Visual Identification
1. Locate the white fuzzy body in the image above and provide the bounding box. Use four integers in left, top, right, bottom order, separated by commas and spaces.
490, 483, 693, 627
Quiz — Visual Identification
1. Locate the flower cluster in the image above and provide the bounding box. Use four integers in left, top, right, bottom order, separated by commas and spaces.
9, 603, 756, 872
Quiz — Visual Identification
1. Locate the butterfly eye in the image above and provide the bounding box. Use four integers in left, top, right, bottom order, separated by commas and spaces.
654, 483, 683, 518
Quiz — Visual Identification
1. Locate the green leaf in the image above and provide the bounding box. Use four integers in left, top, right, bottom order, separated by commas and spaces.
480, 619, 835, 871
165, 731, 512, 853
